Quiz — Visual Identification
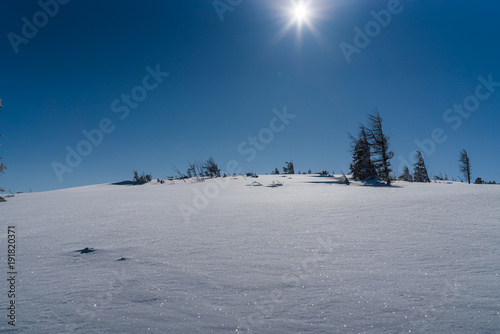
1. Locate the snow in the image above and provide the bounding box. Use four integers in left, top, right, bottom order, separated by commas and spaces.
2, 175, 500, 333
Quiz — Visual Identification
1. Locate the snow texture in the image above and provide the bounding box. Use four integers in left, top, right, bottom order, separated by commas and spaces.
1, 175, 499, 333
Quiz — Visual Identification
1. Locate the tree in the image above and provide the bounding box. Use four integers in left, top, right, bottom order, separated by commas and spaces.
0, 99, 5, 202
186, 161, 196, 178
283, 161, 295, 174
413, 151, 430, 183
367, 111, 394, 185
133, 170, 152, 184
341, 171, 350, 184
203, 157, 221, 178
349, 125, 377, 180
172, 165, 188, 182
474, 177, 484, 184
271, 167, 279, 175
458, 149, 471, 184
399, 166, 413, 182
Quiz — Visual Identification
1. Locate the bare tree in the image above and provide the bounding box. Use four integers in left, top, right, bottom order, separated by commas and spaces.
458, 149, 471, 184
195, 160, 205, 182
172, 165, 187, 182
203, 157, 221, 178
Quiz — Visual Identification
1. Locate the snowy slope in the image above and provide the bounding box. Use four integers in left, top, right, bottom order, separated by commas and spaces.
1, 175, 499, 333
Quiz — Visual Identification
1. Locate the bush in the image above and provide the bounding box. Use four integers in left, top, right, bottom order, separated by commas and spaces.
133, 170, 152, 184
203, 157, 221, 178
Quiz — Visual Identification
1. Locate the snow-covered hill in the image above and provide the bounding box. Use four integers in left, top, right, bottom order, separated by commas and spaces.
2, 175, 499, 333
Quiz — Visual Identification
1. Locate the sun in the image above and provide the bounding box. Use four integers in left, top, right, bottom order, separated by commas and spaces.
294, 4, 308, 22
271, 0, 325, 46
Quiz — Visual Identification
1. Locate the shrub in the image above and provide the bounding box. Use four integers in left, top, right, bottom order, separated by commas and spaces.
133, 170, 152, 184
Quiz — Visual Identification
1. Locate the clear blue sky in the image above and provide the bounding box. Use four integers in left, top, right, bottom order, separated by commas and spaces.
1, 0, 499, 192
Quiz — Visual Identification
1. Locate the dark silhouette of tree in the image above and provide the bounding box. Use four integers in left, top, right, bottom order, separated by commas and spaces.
399, 166, 413, 182
458, 149, 471, 184
133, 170, 152, 184
271, 167, 280, 175
283, 161, 295, 174
186, 161, 196, 178
413, 151, 430, 183
341, 171, 350, 184
172, 165, 188, 182
367, 110, 394, 185
349, 125, 377, 180
203, 157, 221, 178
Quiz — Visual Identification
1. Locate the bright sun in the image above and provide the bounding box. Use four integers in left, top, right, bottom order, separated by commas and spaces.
294, 4, 308, 22
273, 0, 321, 44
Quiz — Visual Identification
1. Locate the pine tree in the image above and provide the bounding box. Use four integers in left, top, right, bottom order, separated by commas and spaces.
367, 111, 394, 185
458, 149, 471, 184
349, 125, 377, 180
399, 166, 413, 182
413, 151, 430, 182
283, 161, 295, 174
271, 167, 279, 175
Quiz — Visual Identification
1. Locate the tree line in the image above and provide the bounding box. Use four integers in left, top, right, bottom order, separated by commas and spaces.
347, 110, 495, 185
132, 112, 493, 187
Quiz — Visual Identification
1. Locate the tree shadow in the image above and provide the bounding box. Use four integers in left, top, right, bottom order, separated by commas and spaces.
359, 180, 402, 188
306, 176, 402, 188
110, 180, 137, 186
307, 179, 351, 185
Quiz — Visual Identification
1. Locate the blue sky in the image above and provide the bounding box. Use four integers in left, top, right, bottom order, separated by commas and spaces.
1, 0, 499, 192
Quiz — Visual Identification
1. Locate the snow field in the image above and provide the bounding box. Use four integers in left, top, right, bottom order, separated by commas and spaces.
1, 175, 499, 333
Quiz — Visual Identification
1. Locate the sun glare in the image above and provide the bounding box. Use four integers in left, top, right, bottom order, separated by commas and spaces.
294, 4, 308, 22
272, 0, 324, 46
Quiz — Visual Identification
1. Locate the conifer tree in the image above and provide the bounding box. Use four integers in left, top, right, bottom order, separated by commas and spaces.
458, 149, 471, 184
399, 166, 413, 182
283, 161, 295, 174
350, 125, 377, 180
413, 151, 430, 182
367, 111, 394, 185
